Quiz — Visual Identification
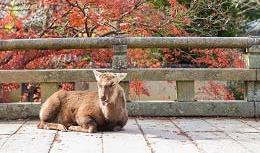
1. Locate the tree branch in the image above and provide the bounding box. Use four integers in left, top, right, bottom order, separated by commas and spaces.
99, 30, 125, 37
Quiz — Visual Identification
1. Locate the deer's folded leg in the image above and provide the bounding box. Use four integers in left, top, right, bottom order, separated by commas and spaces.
68, 125, 96, 133
71, 116, 97, 133
38, 122, 67, 131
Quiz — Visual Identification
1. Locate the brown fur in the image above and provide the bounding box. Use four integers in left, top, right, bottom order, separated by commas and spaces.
37, 71, 128, 133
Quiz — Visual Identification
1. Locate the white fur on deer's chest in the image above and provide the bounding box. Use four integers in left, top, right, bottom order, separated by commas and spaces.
101, 105, 122, 122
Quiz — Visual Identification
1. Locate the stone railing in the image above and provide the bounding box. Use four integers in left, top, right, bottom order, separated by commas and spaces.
0, 37, 260, 119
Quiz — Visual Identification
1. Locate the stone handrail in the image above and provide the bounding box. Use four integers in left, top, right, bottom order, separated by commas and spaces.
0, 37, 260, 118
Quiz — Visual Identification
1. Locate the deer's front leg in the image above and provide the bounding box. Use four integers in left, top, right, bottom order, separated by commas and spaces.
69, 116, 97, 133
38, 122, 68, 131
68, 125, 97, 133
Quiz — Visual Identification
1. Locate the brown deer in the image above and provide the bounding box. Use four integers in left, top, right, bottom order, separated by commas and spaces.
37, 70, 128, 133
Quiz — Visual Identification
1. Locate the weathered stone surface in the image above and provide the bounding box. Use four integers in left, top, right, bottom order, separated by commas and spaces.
136, 118, 201, 153
246, 54, 260, 69
0, 37, 259, 51
257, 70, 260, 81
103, 119, 150, 153
0, 121, 24, 134
227, 132, 260, 153
245, 45, 260, 103
128, 68, 256, 81
255, 81, 260, 102
50, 131, 102, 153
112, 45, 127, 69
0, 101, 256, 120
137, 118, 180, 132
0, 135, 9, 148
248, 45, 260, 53
172, 118, 219, 132
0, 68, 257, 83
204, 118, 258, 133
254, 102, 260, 117
112, 55, 128, 69
0, 121, 56, 153
245, 81, 256, 102
188, 132, 251, 153
239, 119, 260, 131
1, 118, 260, 153
176, 81, 194, 102
0, 103, 41, 120
40, 83, 59, 102
0, 104, 8, 119
127, 101, 255, 117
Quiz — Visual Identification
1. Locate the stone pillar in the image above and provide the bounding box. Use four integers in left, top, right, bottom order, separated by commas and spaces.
112, 42, 130, 101
176, 80, 195, 102
40, 83, 59, 103
245, 45, 260, 116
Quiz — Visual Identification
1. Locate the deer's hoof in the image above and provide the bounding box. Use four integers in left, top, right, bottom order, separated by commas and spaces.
37, 122, 44, 129
68, 126, 77, 131
58, 124, 68, 132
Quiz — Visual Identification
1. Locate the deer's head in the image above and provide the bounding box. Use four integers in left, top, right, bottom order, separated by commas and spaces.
93, 70, 127, 106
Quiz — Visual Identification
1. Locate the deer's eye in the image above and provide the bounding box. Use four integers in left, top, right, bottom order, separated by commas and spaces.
110, 82, 116, 87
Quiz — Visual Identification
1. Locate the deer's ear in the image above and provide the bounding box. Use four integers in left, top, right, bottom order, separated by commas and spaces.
93, 70, 102, 82
115, 73, 127, 82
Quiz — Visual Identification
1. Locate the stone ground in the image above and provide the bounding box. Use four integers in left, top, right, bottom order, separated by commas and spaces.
0, 117, 260, 153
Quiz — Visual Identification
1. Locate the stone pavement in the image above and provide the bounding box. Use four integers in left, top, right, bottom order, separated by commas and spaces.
0, 117, 260, 153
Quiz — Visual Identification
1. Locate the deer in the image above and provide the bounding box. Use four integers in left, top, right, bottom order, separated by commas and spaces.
37, 70, 128, 133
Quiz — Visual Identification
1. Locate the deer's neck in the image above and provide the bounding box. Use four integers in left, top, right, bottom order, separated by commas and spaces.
100, 86, 126, 121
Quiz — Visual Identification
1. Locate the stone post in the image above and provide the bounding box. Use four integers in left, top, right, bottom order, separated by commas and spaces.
112, 40, 129, 101
40, 83, 59, 103
176, 80, 195, 102
245, 45, 260, 116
